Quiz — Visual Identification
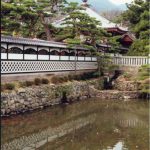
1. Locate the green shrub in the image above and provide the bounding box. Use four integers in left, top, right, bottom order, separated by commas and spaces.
68, 72, 98, 81
58, 76, 68, 83
82, 73, 90, 80
51, 76, 61, 84
93, 72, 100, 78
68, 74, 74, 81
73, 74, 80, 80
41, 78, 49, 84
97, 79, 104, 90
51, 76, 69, 84
139, 82, 150, 94
108, 65, 119, 74
127, 39, 149, 56
138, 65, 150, 80
58, 77, 64, 83
62, 76, 69, 82
51, 72, 98, 84
34, 78, 41, 85
123, 73, 132, 79
25, 81, 34, 87
5, 83, 15, 90
68, 74, 77, 81
19, 81, 27, 87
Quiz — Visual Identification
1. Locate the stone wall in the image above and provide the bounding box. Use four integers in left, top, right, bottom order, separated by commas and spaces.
114, 76, 140, 91
1, 79, 98, 116
1, 79, 139, 117
90, 87, 139, 100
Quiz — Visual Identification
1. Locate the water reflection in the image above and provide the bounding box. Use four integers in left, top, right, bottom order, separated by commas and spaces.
110, 141, 125, 150
2, 114, 96, 150
1, 99, 149, 150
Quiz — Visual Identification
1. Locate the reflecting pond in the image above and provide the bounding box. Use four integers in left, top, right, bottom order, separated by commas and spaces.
1, 99, 149, 150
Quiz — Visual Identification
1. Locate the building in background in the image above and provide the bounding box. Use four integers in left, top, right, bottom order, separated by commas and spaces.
52, 0, 135, 54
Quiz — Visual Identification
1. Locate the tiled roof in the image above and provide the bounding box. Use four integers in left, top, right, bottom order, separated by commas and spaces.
97, 43, 111, 48
121, 33, 136, 40
1, 35, 67, 48
52, 7, 128, 31
1, 35, 88, 50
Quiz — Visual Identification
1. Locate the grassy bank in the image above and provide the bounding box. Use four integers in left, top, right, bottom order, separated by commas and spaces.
121, 64, 150, 99
1, 72, 100, 93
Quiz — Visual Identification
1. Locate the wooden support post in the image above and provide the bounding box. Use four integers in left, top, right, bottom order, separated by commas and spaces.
75, 49, 77, 75
23, 45, 25, 60
49, 47, 51, 60
69, 49, 70, 61
37, 46, 38, 60
7, 43, 9, 60
59, 49, 61, 61
77, 50, 78, 61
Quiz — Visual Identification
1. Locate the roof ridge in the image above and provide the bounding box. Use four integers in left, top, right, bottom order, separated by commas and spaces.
121, 32, 136, 40
1, 35, 67, 45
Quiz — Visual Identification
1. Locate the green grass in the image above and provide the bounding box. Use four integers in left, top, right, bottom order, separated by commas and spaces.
137, 65, 150, 95
5, 83, 15, 90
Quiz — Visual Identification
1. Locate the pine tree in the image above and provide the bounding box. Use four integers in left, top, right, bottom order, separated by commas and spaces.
1, 0, 66, 40
121, 0, 149, 56
1, 1, 23, 36
61, 2, 108, 47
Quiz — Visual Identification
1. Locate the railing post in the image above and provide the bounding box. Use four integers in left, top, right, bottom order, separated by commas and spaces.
7, 43, 9, 60
59, 49, 61, 61
142, 58, 144, 65
139, 58, 141, 66
137, 58, 139, 66
119, 56, 122, 68
123, 58, 126, 66
49, 47, 51, 60
37, 46, 38, 60
23, 45, 25, 60
129, 58, 131, 65
137, 58, 138, 66
132, 58, 134, 66
75, 48, 77, 75
69, 49, 70, 61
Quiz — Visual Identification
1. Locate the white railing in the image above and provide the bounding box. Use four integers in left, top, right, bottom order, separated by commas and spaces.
1, 53, 149, 66
85, 57, 92, 61
1, 53, 7, 59
92, 57, 97, 61
24, 54, 37, 60
50, 55, 60, 60
112, 56, 149, 66
78, 56, 85, 61
8, 54, 23, 60
0, 53, 97, 61
70, 56, 76, 61
60, 56, 69, 60
38, 55, 49, 60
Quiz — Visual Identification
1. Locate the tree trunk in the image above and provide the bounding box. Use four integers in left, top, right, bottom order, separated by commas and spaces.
39, 13, 52, 41
45, 24, 52, 41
